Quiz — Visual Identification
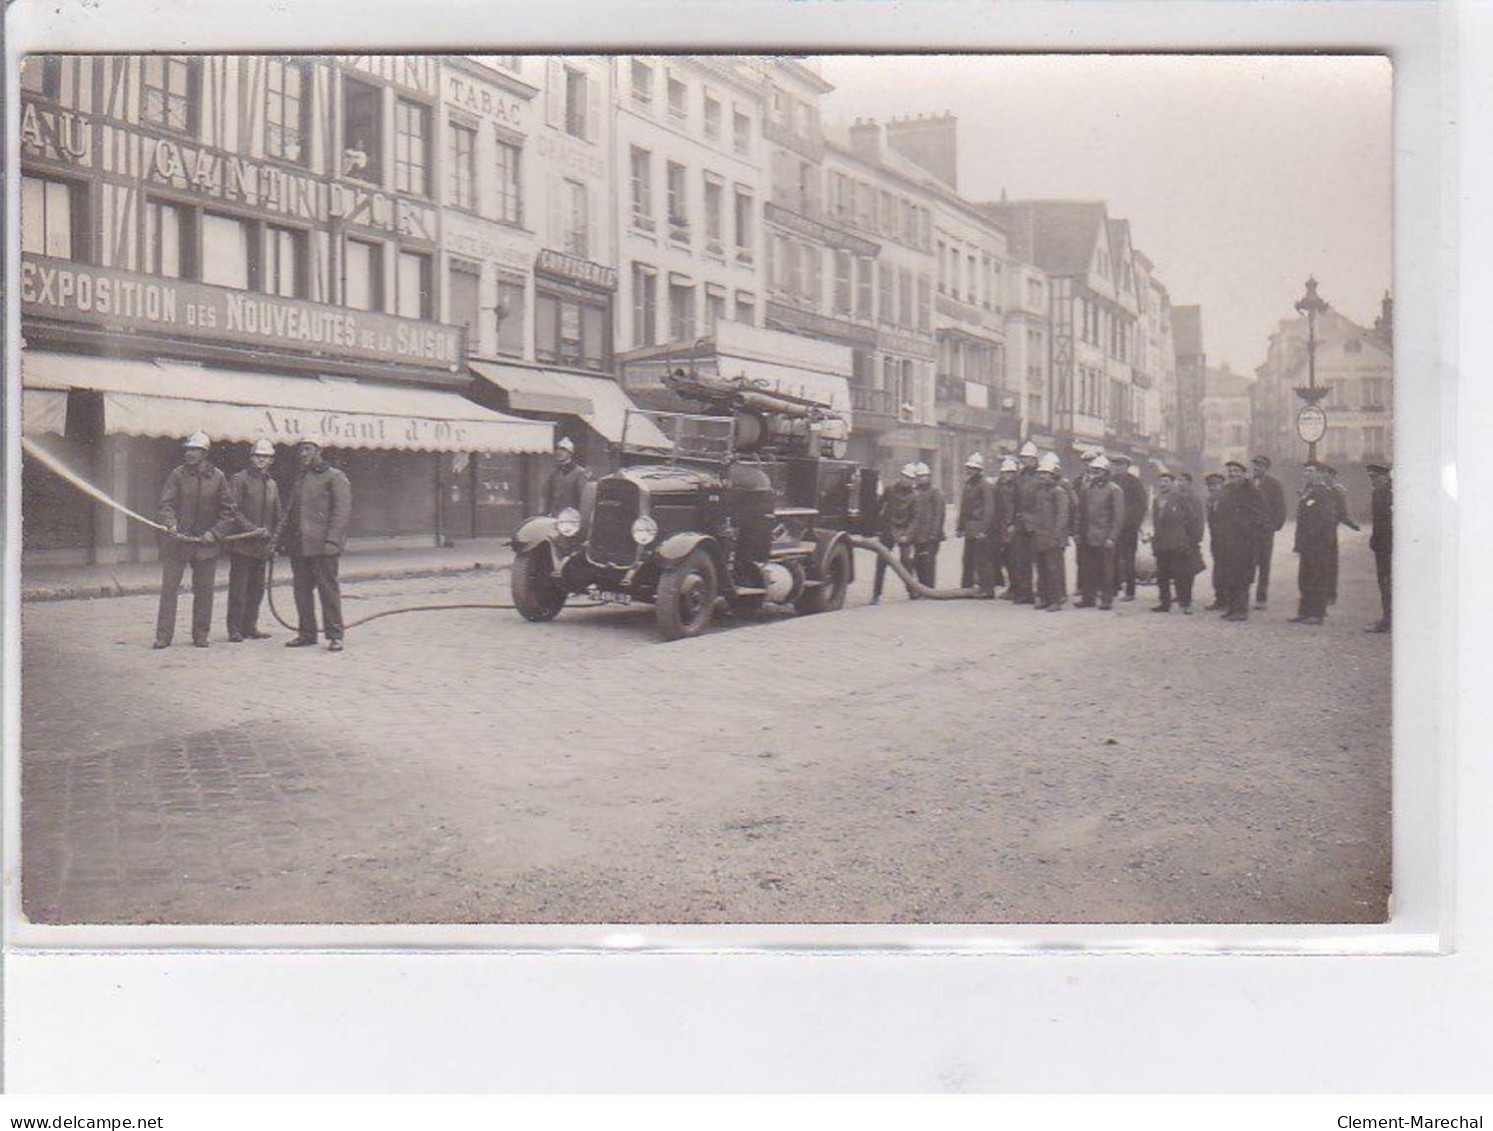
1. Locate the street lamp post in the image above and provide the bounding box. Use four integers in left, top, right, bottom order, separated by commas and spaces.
1293, 276, 1330, 463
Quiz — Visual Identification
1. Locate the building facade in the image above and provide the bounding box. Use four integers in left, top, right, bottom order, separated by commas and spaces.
1171, 304, 1206, 474
1200, 363, 1253, 471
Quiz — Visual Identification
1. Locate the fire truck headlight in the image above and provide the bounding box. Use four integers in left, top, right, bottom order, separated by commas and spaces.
631, 516, 659, 545
555, 508, 582, 538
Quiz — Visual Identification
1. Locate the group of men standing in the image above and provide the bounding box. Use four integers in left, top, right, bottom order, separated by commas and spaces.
152, 430, 352, 653
885, 440, 1392, 632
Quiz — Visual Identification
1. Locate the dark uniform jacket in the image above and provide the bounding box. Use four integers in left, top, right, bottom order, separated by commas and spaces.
545, 463, 590, 515
226, 468, 282, 560
910, 484, 946, 545
284, 460, 352, 557
1061, 478, 1081, 539
1077, 479, 1125, 547
993, 476, 1019, 543
1015, 468, 1043, 534
1369, 481, 1393, 556
1116, 472, 1148, 535
1213, 478, 1266, 560
157, 462, 237, 562
881, 482, 917, 543
1032, 478, 1071, 552
1256, 473, 1288, 532
1152, 490, 1204, 553
1294, 482, 1340, 555
956, 475, 998, 539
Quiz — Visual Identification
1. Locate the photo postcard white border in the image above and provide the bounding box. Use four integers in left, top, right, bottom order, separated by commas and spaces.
2, 0, 1485, 1094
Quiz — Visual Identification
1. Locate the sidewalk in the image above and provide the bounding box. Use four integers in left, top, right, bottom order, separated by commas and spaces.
20, 538, 517, 602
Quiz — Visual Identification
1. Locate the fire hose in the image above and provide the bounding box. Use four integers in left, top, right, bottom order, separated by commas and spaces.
847, 535, 984, 600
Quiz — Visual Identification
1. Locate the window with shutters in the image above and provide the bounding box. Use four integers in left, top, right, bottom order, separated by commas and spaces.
917, 273, 930, 332
495, 275, 526, 357
146, 200, 193, 279
265, 58, 309, 163
733, 186, 754, 261
735, 291, 755, 326
667, 75, 688, 121
142, 55, 196, 134
630, 147, 654, 230
448, 264, 482, 345
805, 244, 821, 307
201, 213, 255, 291
449, 122, 477, 209
668, 281, 695, 342
342, 77, 382, 184
936, 241, 946, 293
705, 286, 726, 335
20, 175, 83, 260
343, 238, 382, 311
833, 251, 852, 316
631, 60, 654, 108
666, 161, 689, 242
898, 267, 912, 330
494, 135, 522, 225
265, 226, 305, 298
703, 174, 724, 254
396, 250, 432, 319
732, 108, 751, 155
878, 262, 893, 325
563, 179, 590, 257
394, 99, 431, 196
564, 66, 588, 138
856, 257, 873, 318
632, 263, 658, 347
704, 93, 722, 141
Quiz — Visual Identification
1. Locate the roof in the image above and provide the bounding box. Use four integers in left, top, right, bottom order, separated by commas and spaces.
981, 200, 1108, 276
1172, 305, 1203, 354
1204, 365, 1253, 399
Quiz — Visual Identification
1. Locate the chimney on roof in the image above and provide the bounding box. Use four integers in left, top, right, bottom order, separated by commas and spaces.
884, 110, 957, 189
1375, 290, 1394, 346
849, 117, 882, 162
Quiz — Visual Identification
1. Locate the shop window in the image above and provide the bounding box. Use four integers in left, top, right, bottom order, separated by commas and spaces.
265, 225, 306, 298
394, 98, 431, 196
142, 55, 196, 134
343, 238, 383, 311
495, 276, 526, 357
265, 57, 309, 163
341, 77, 382, 184
449, 122, 477, 209
201, 213, 256, 291
535, 288, 610, 371
396, 250, 432, 319
146, 199, 193, 279
668, 281, 695, 342
449, 265, 482, 344
20, 175, 83, 259
632, 263, 657, 348
494, 135, 523, 225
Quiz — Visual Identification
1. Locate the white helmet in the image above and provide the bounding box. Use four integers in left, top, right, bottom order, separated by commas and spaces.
1038, 452, 1061, 473
1090, 454, 1111, 471
250, 437, 275, 458
1000, 456, 1019, 473
556, 436, 576, 454
1019, 440, 1039, 458
183, 431, 210, 450
900, 462, 918, 480
964, 452, 985, 470
914, 461, 932, 477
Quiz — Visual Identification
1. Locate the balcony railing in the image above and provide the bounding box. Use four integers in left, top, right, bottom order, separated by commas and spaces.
851, 385, 898, 417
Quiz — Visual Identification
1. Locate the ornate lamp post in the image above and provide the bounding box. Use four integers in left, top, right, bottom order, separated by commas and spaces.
1293, 276, 1331, 462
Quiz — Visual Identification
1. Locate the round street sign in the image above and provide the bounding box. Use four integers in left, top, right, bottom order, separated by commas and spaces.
1297, 403, 1328, 445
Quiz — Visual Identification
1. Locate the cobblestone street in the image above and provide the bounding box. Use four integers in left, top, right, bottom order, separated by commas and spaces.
20, 529, 1391, 926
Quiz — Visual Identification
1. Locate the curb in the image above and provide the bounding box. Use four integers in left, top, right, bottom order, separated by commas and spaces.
22, 559, 509, 603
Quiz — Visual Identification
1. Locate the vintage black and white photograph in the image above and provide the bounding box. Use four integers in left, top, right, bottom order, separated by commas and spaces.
14, 51, 1393, 927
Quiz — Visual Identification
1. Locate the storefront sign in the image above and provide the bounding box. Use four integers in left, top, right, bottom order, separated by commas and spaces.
536, 249, 617, 291
20, 98, 91, 165
764, 201, 879, 257
533, 132, 605, 180
445, 73, 528, 129
97, 123, 437, 238
20, 254, 462, 371
444, 212, 534, 269
877, 328, 937, 361
257, 407, 473, 448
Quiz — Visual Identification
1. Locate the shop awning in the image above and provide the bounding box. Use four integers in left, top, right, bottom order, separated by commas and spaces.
21, 388, 68, 435
468, 360, 593, 415
22, 350, 553, 455
545, 371, 673, 452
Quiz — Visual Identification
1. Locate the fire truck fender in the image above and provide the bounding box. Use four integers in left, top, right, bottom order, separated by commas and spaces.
811, 529, 856, 584
657, 532, 727, 576
511, 516, 562, 554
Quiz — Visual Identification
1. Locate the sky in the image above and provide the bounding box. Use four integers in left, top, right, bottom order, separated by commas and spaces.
816, 54, 1392, 374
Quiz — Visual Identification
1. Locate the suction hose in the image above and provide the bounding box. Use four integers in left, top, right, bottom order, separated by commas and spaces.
847, 534, 983, 600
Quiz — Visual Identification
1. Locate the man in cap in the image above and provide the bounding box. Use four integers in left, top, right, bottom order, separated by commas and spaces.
1032, 451, 1071, 612
1323, 463, 1360, 605
872, 463, 919, 604
991, 455, 1020, 593
1202, 472, 1225, 606
1110, 453, 1148, 603
1006, 440, 1042, 603
1365, 463, 1393, 632
1212, 459, 1267, 621
544, 435, 589, 517
1249, 455, 1288, 609
281, 431, 352, 652
153, 431, 238, 649
1289, 460, 1339, 625
1074, 454, 1124, 610
955, 452, 997, 597
1151, 471, 1204, 613
224, 437, 282, 642
909, 461, 945, 589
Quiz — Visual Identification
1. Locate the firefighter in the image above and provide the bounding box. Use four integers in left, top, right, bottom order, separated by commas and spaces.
1365, 463, 1393, 632
1110, 452, 1148, 602
1213, 459, 1266, 621
1249, 455, 1288, 609
281, 432, 352, 652
1032, 452, 1071, 612
153, 431, 238, 649
1323, 463, 1360, 605
544, 436, 589, 516
910, 461, 945, 589
225, 436, 282, 642
991, 455, 1020, 593
1289, 460, 1339, 625
872, 464, 919, 604
1075, 454, 1124, 610
1006, 440, 1042, 604
955, 452, 997, 597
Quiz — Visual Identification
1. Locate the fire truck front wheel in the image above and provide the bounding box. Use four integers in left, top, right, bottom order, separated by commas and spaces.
512, 547, 568, 622
656, 549, 718, 641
